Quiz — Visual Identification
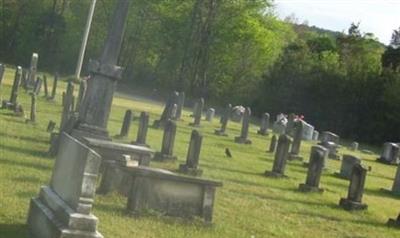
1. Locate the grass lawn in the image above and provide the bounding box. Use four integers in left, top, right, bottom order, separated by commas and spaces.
0, 66, 399, 238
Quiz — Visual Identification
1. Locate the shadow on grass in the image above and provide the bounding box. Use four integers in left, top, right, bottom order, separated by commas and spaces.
202, 164, 261, 176
364, 187, 400, 200
13, 175, 42, 184
0, 223, 28, 237
16, 190, 36, 199
0, 143, 49, 158
0, 131, 49, 144
0, 158, 51, 171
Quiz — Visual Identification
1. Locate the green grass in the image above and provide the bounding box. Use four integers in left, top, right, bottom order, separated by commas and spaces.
0, 67, 399, 238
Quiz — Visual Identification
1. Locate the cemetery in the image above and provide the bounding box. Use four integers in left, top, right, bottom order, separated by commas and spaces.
0, 1, 400, 238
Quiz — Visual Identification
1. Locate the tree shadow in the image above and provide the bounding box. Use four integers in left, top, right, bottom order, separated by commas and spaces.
13, 175, 42, 184
0, 158, 51, 171
0, 131, 49, 144
0, 143, 49, 158
0, 223, 28, 237
201, 164, 261, 177
364, 187, 400, 200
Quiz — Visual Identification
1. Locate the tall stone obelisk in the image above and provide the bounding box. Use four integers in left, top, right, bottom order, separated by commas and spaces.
72, 0, 130, 140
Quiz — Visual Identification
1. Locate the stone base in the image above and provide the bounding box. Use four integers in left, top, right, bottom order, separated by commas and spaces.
298, 184, 324, 193
264, 171, 287, 178
214, 129, 228, 136
153, 152, 177, 161
288, 154, 303, 161
339, 198, 368, 211
178, 164, 203, 176
27, 186, 103, 238
376, 157, 398, 165
234, 137, 252, 144
257, 130, 268, 136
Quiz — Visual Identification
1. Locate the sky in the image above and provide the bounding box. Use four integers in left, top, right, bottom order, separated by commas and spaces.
274, 0, 400, 44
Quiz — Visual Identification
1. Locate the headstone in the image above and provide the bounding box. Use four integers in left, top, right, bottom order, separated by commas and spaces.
285, 113, 296, 135
320, 131, 340, 144
27, 53, 39, 89
234, 107, 252, 144
215, 104, 231, 136
189, 97, 204, 127
43, 75, 48, 97
312, 130, 319, 140
47, 120, 56, 133
179, 130, 203, 176
335, 155, 361, 179
33, 77, 42, 95
27, 133, 103, 238
231, 105, 244, 122
382, 163, 400, 195
21, 68, 28, 89
299, 145, 328, 193
2, 66, 22, 110
265, 134, 292, 177
175, 91, 185, 120
75, 79, 87, 112
339, 163, 368, 210
154, 120, 177, 161
377, 142, 400, 165
26, 92, 36, 123
50, 73, 59, 100
319, 140, 340, 160
133, 111, 150, 147
387, 213, 400, 228
171, 103, 178, 119
272, 113, 287, 134
154, 91, 179, 128
350, 142, 359, 151
205, 108, 215, 122
119, 109, 133, 137
0, 64, 4, 85
257, 112, 270, 136
288, 120, 304, 161
60, 81, 75, 131
302, 121, 314, 141
268, 135, 277, 153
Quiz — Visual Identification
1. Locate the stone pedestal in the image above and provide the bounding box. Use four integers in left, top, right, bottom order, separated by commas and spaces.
268, 135, 277, 153
265, 134, 291, 178
178, 130, 203, 176
377, 142, 400, 165
298, 145, 327, 193
2, 66, 22, 110
153, 91, 179, 128
257, 112, 270, 136
133, 111, 150, 147
335, 155, 361, 180
153, 120, 177, 161
215, 104, 231, 136
205, 108, 215, 122
339, 163, 368, 211
189, 98, 204, 127
118, 109, 133, 137
234, 107, 252, 144
288, 120, 304, 161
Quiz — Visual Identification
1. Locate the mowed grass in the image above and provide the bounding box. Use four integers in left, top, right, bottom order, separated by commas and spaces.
0, 66, 399, 238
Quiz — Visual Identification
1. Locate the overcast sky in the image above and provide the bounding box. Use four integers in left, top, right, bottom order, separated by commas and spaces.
274, 0, 400, 44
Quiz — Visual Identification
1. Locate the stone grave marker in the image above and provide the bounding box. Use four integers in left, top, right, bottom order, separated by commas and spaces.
0, 64, 4, 85
312, 130, 319, 140
189, 97, 204, 127
153, 91, 179, 128
27, 133, 103, 238
75, 78, 87, 112
43, 75, 48, 97
265, 134, 292, 177
285, 113, 296, 136
377, 142, 400, 165
47, 120, 56, 133
350, 142, 359, 151
175, 91, 185, 120
215, 104, 231, 136
179, 130, 203, 176
320, 131, 340, 144
154, 120, 177, 161
50, 73, 59, 100
171, 103, 178, 120
27, 53, 39, 89
288, 120, 304, 161
339, 163, 368, 211
268, 135, 277, 153
26, 92, 36, 124
133, 111, 150, 147
231, 105, 244, 122
234, 107, 252, 144
60, 81, 75, 131
33, 77, 42, 95
206, 108, 215, 122
302, 121, 314, 141
2, 66, 22, 110
335, 155, 361, 179
257, 112, 270, 136
381, 163, 400, 196
318, 140, 340, 160
299, 145, 328, 193
118, 109, 133, 138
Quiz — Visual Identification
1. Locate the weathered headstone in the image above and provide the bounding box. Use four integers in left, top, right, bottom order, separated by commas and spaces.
2, 66, 22, 110
285, 113, 296, 136
288, 120, 304, 161
339, 163, 368, 210
75, 78, 87, 112
312, 130, 319, 140
265, 134, 292, 177
0, 64, 4, 85
27, 53, 39, 89
299, 145, 327, 193
377, 142, 400, 165
21, 68, 28, 89
47, 120, 56, 133
231, 105, 244, 122
175, 91, 185, 120
215, 104, 231, 136
43, 75, 48, 97
319, 140, 340, 160
133, 111, 150, 147
320, 131, 340, 144
60, 81, 75, 131
268, 135, 277, 153
179, 130, 203, 176
302, 121, 314, 141
189, 97, 204, 127
26, 92, 36, 123
257, 112, 270, 136
119, 109, 133, 138
335, 155, 361, 180
382, 163, 400, 196
234, 107, 252, 144
350, 142, 359, 151
387, 213, 400, 228
33, 77, 42, 95
154, 120, 177, 161
50, 73, 59, 100
27, 133, 103, 238
205, 108, 215, 122
154, 91, 179, 128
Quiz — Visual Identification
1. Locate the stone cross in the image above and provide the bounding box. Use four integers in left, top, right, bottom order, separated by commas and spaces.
265, 134, 292, 177
27, 133, 103, 238
2, 66, 22, 109
215, 104, 231, 136
377, 142, 400, 165
50, 73, 59, 100
257, 112, 270, 136
154, 120, 177, 161
33, 77, 42, 95
350, 142, 359, 151
288, 120, 304, 161
335, 155, 361, 180
74, 0, 131, 140
175, 91, 185, 120
133, 111, 150, 147
0, 64, 4, 85
60, 81, 75, 131
205, 108, 215, 122
119, 109, 133, 137
28, 53, 39, 88
154, 91, 179, 128
312, 130, 319, 140
43, 75, 48, 98
179, 130, 203, 176
268, 135, 277, 153
299, 145, 328, 193
189, 97, 204, 127
234, 107, 252, 144
75, 79, 87, 112
26, 92, 36, 123
339, 163, 368, 210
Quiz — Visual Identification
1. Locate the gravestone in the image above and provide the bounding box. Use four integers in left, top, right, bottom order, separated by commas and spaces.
387, 213, 400, 228
302, 121, 314, 141
133, 112, 150, 147
320, 131, 340, 144
75, 79, 87, 112
27, 133, 103, 238
154, 91, 179, 128
0, 64, 4, 85
339, 163, 368, 210
21, 68, 28, 89
335, 155, 361, 179
60, 81, 75, 131
179, 130, 203, 176
33, 77, 42, 95
265, 134, 292, 177
268, 135, 277, 153
27, 53, 39, 89
318, 140, 340, 160
175, 91, 185, 120
189, 98, 204, 127
119, 109, 133, 138
312, 130, 319, 140
215, 104, 231, 136
154, 120, 177, 161
299, 145, 327, 193
26, 92, 36, 123
285, 113, 296, 136
377, 142, 400, 165
257, 112, 270, 136
171, 103, 178, 120
47, 120, 56, 133
350, 142, 359, 151
288, 120, 304, 161
2, 66, 22, 110
205, 108, 215, 122
382, 163, 400, 196
231, 105, 244, 122
50, 73, 59, 100
234, 107, 252, 144
43, 75, 48, 97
